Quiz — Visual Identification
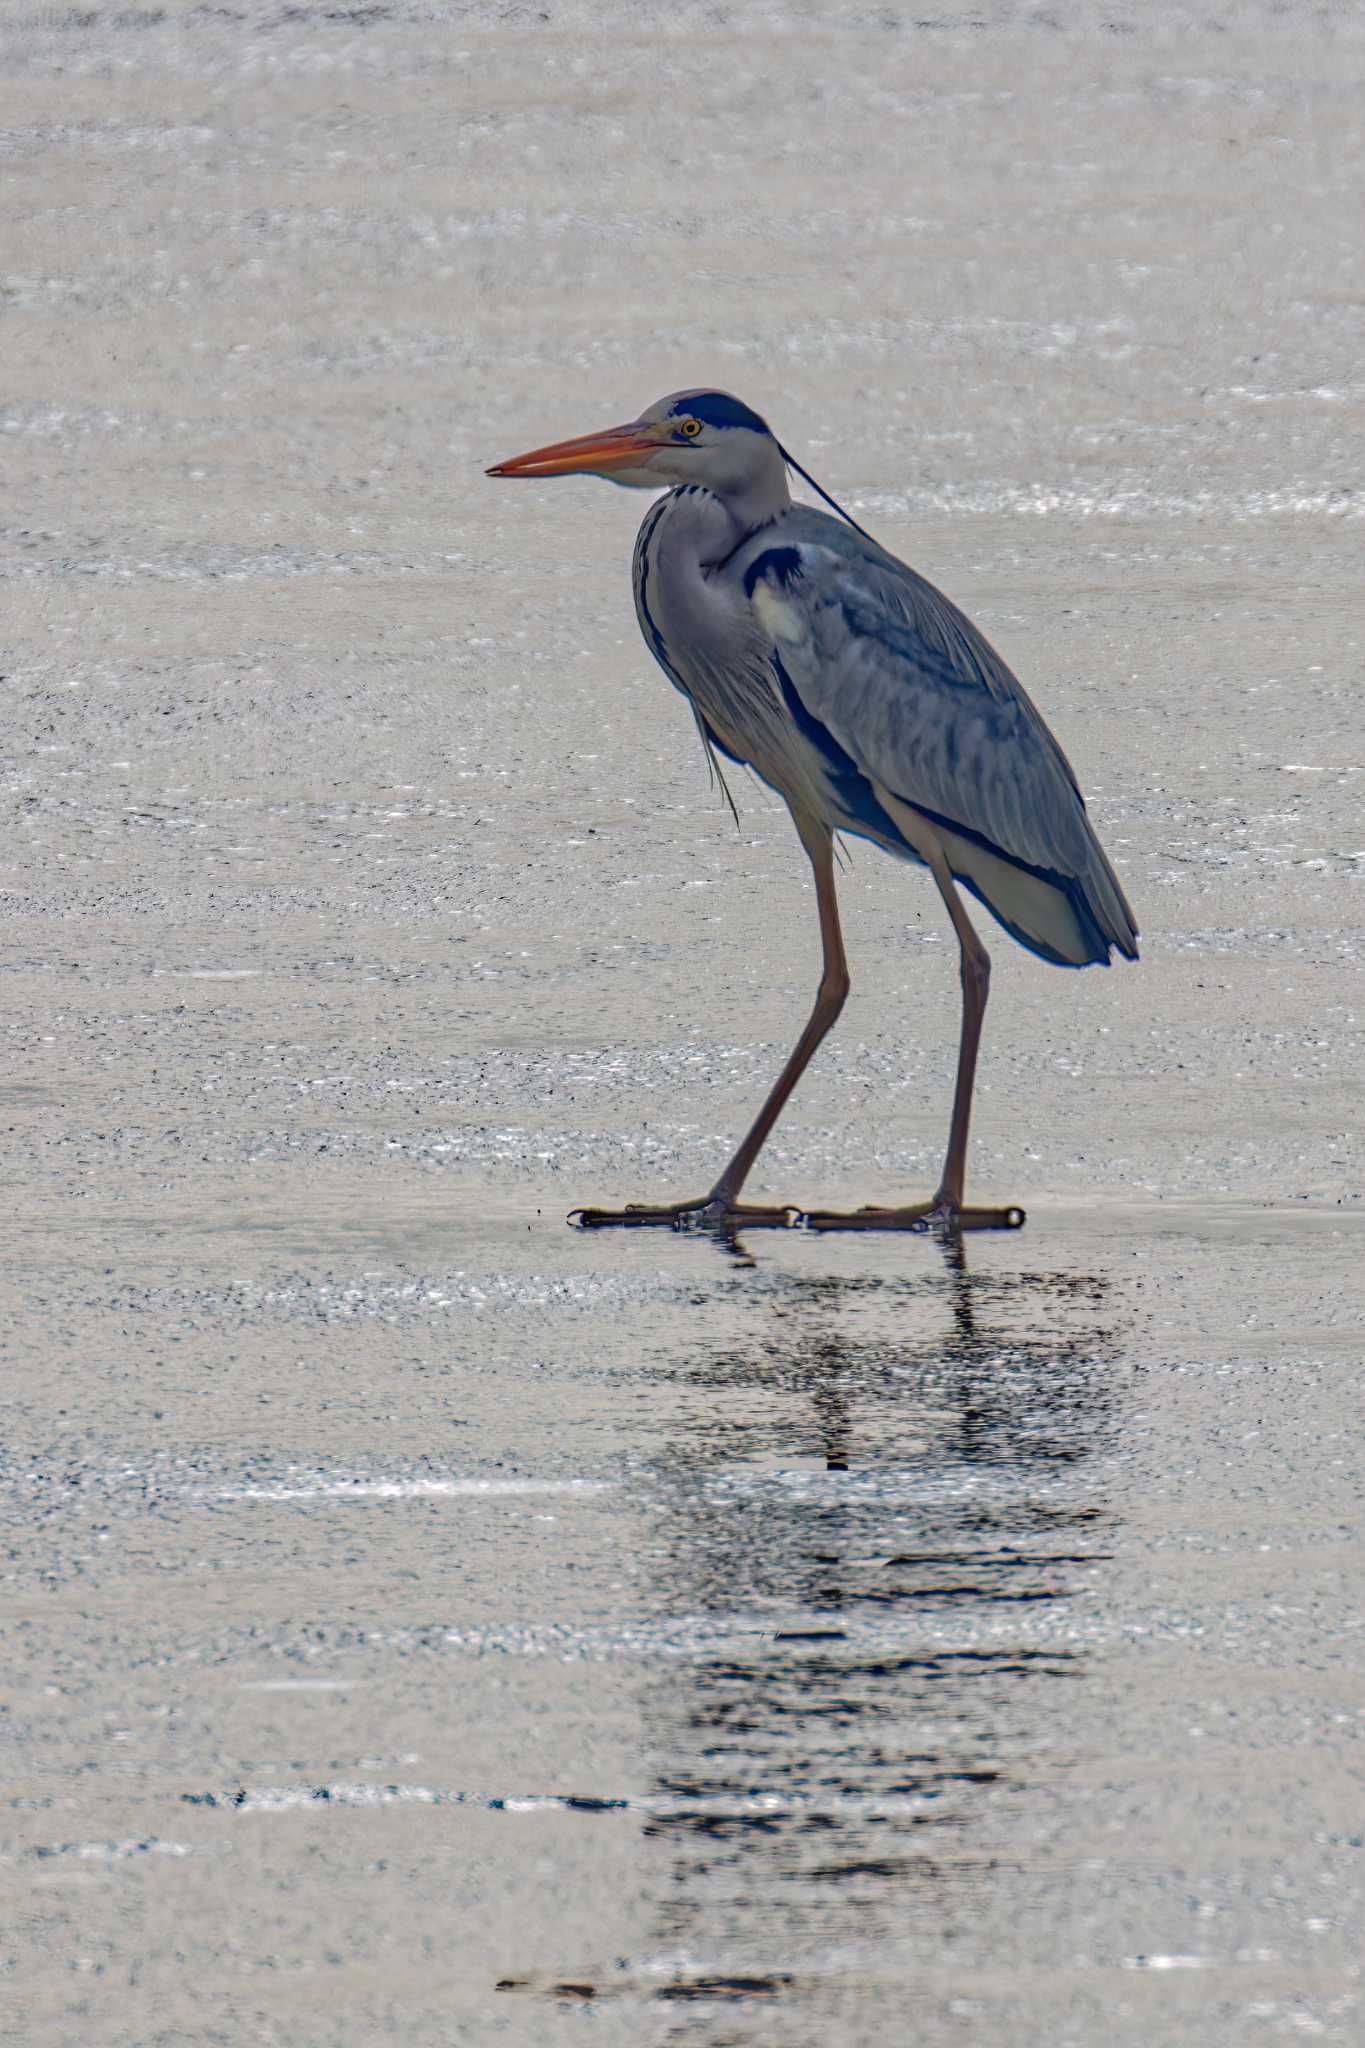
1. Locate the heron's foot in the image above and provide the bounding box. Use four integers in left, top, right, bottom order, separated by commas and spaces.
569, 1194, 803, 1233
802, 1195, 1026, 1234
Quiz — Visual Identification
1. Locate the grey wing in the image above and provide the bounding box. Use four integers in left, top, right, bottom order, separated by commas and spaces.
741, 511, 1139, 965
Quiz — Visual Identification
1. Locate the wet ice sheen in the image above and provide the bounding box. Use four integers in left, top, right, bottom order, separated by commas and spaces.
4, 2, 1364, 2045
210, 1475, 611, 1502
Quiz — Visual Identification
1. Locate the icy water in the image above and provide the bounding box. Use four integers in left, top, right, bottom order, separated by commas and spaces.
3, 2, 1363, 2043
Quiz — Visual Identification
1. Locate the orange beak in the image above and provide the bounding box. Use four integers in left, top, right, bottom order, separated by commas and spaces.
486, 420, 662, 479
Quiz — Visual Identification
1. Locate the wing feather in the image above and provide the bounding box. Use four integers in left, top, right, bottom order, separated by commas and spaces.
741, 509, 1138, 959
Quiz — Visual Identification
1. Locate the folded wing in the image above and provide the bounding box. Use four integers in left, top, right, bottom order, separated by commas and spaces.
740, 512, 1139, 968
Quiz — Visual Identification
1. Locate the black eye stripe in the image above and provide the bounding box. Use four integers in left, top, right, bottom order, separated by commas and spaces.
672, 392, 768, 434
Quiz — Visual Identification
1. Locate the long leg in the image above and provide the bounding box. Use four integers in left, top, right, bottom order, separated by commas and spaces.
805, 844, 1022, 1234
932, 856, 991, 1211
573, 822, 849, 1229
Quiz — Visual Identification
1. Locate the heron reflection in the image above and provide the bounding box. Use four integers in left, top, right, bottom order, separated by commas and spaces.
634, 1241, 1121, 2015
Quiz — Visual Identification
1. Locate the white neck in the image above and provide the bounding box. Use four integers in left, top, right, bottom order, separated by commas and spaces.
715, 435, 791, 535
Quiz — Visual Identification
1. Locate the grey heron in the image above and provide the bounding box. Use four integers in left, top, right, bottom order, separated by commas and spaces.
488, 390, 1138, 1232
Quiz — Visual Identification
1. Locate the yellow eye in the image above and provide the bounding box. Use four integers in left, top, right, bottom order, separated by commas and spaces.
679, 419, 702, 439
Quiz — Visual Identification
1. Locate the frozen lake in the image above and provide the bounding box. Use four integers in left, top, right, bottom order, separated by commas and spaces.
3, 2, 1362, 2041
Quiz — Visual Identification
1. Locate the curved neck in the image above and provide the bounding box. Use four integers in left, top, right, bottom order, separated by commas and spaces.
716, 435, 791, 536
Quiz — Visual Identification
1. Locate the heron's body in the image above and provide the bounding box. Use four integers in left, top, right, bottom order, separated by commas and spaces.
633, 486, 1137, 971
489, 388, 1137, 1233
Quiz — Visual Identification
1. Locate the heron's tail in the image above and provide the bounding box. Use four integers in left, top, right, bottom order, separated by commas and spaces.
934, 814, 1139, 967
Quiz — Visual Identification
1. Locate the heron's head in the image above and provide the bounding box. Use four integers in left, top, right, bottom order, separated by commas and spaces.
487, 390, 788, 518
